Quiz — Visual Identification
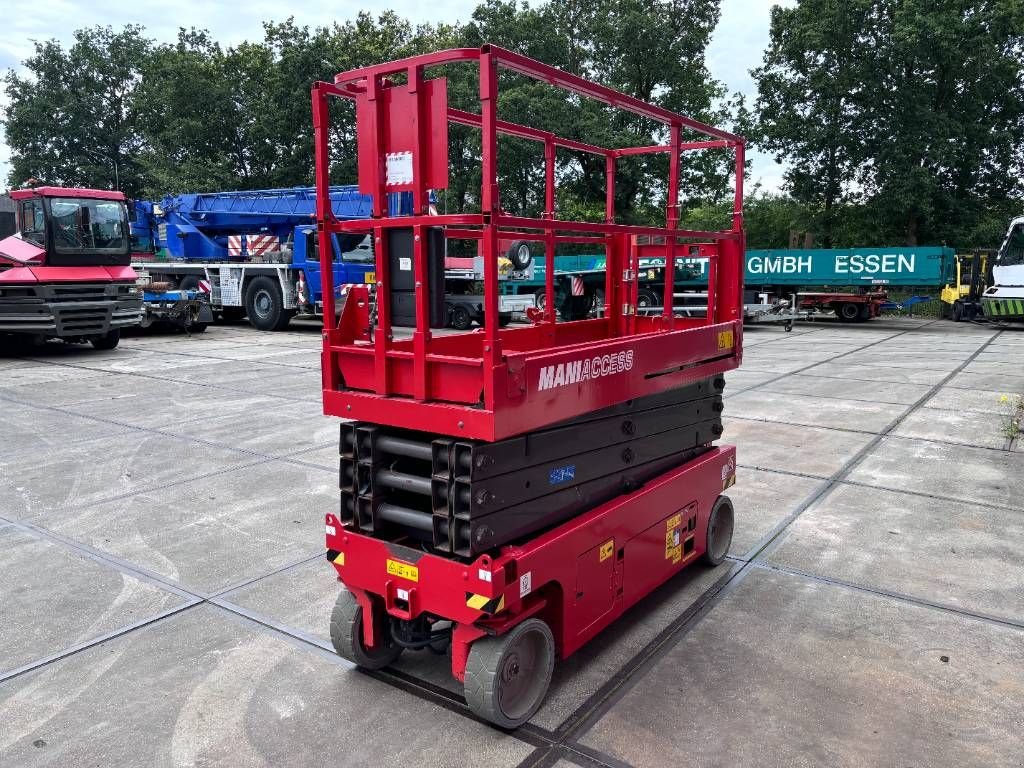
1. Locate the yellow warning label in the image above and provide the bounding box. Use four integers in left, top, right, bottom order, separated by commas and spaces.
332, 551, 345, 566
666, 513, 682, 530
717, 330, 735, 351
599, 539, 614, 562
665, 519, 682, 564
723, 473, 736, 490
386, 559, 419, 582
365, 272, 376, 284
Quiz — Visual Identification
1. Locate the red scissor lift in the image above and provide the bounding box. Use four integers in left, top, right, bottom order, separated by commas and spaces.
314, 45, 745, 727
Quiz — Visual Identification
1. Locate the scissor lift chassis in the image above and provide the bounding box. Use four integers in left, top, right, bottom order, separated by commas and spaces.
327, 445, 736, 726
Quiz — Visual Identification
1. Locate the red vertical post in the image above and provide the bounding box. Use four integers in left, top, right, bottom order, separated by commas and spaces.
408, 65, 430, 399
544, 138, 556, 323
373, 224, 391, 395
663, 124, 681, 324
604, 153, 617, 325
312, 84, 340, 392
716, 141, 745, 324
409, 65, 426, 215
479, 50, 501, 409
605, 155, 616, 224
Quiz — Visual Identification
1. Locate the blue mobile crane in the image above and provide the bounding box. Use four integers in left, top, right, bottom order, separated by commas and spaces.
130, 186, 534, 331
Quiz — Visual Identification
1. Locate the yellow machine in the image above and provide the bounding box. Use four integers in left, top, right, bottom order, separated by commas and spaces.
940, 251, 990, 321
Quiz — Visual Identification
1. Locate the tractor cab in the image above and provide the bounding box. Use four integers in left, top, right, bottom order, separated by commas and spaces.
0, 186, 142, 347
5, 187, 132, 267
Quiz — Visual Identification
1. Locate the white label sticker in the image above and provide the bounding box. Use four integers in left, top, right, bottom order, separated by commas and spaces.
325, 524, 336, 536
478, 569, 492, 583
399, 257, 412, 271
386, 151, 414, 186
519, 572, 532, 598
397, 588, 409, 601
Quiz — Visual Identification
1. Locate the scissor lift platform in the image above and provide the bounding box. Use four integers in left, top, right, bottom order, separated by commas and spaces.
312, 44, 746, 726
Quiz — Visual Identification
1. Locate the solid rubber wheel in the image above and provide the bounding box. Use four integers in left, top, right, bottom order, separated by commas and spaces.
329, 590, 403, 670
952, 301, 964, 322
245, 276, 293, 331
90, 329, 120, 350
702, 495, 735, 566
449, 304, 473, 330
836, 302, 860, 322
464, 617, 555, 729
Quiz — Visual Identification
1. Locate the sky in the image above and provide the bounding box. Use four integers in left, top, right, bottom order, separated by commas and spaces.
0, 0, 792, 193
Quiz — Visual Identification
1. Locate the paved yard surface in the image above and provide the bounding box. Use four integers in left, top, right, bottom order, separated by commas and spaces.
2, 317, 1022, 767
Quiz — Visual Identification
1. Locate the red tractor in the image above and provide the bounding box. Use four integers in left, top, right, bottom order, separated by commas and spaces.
0, 187, 143, 349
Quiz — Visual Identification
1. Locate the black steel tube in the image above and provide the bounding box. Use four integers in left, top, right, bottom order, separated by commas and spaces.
376, 502, 434, 532
376, 435, 433, 462
375, 468, 433, 495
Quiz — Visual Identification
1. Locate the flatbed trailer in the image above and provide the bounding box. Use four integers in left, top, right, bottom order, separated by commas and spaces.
312, 44, 745, 727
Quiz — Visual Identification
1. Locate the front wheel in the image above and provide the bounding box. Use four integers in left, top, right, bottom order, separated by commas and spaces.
90, 329, 121, 350
329, 590, 403, 670
449, 303, 473, 331
245, 276, 294, 331
464, 617, 555, 728
702, 495, 735, 566
836, 302, 860, 322
952, 301, 964, 322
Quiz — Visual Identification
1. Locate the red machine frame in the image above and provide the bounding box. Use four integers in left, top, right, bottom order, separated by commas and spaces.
326, 445, 736, 683
313, 44, 746, 441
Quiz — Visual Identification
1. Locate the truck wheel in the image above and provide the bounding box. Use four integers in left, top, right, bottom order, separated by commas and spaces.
702, 495, 734, 566
90, 329, 121, 350
329, 590, 402, 670
836, 302, 860, 322
498, 312, 513, 327
188, 323, 208, 334
464, 617, 555, 729
178, 275, 200, 291
506, 240, 532, 271
952, 301, 964, 322
857, 303, 872, 322
245, 276, 293, 331
637, 288, 659, 310
450, 304, 473, 331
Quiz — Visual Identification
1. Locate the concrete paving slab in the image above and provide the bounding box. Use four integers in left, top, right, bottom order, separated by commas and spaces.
721, 369, 782, 392
891, 408, 1008, 450
0, 362, 110, 388
1, 432, 257, 519
0, 401, 130, 448
726, 390, 909, 433
726, 468, 822, 557
160, 401, 337, 457
924, 386, 1008, 414
947, 369, 1024, 393
807, 361, 952, 385
847, 436, 1024, 511
764, 373, 932, 405
580, 568, 1024, 768
281, 444, 340, 470
767, 484, 1024, 623
0, 527, 185, 674
45, 460, 336, 594
0, 606, 534, 768
223, 551, 737, 731
722, 417, 875, 478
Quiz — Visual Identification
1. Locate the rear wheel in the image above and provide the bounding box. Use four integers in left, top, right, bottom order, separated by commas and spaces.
836, 302, 860, 322
464, 617, 555, 728
90, 329, 120, 350
637, 288, 659, 311
857, 303, 872, 322
245, 276, 293, 331
952, 301, 964, 322
449, 303, 473, 330
534, 289, 547, 312
702, 495, 734, 566
329, 590, 403, 670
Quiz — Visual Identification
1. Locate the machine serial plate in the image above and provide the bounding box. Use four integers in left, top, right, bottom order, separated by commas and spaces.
386, 559, 419, 582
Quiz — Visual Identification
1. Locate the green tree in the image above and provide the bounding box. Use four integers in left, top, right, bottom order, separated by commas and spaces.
3, 25, 152, 195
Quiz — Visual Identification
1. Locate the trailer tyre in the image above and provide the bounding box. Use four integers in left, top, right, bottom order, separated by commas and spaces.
89, 329, 121, 350
702, 495, 734, 566
245, 276, 293, 331
836, 302, 860, 322
637, 288, 659, 310
506, 240, 533, 271
464, 617, 555, 729
450, 303, 473, 331
329, 590, 403, 670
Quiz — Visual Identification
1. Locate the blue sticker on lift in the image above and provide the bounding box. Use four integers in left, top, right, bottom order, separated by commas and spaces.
549, 465, 576, 485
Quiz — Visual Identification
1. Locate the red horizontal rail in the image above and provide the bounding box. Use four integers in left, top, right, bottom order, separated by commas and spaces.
448, 108, 609, 157
616, 140, 734, 157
